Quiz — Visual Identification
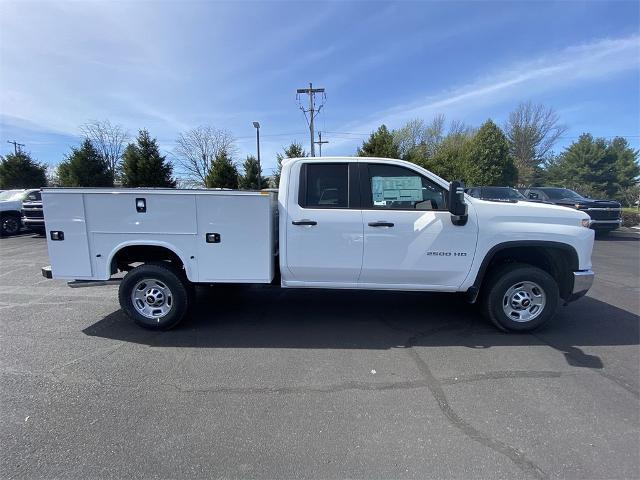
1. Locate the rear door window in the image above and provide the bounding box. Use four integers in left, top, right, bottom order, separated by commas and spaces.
299, 163, 349, 209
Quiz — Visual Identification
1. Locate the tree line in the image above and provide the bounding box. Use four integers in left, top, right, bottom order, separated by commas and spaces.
356, 102, 639, 204
1, 102, 638, 204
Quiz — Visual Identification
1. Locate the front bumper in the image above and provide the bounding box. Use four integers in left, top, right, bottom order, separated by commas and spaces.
588, 219, 622, 230
22, 217, 45, 227
567, 269, 594, 302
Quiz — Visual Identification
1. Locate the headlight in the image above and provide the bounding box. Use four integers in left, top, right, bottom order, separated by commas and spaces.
581, 218, 591, 228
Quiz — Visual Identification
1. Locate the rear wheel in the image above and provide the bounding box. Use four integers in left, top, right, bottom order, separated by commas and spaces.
481, 263, 559, 332
1, 214, 21, 236
118, 262, 190, 330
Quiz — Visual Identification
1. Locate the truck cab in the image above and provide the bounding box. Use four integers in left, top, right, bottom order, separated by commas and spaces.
42, 157, 595, 333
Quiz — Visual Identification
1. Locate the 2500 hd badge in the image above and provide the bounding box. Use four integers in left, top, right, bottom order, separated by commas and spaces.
426, 251, 468, 256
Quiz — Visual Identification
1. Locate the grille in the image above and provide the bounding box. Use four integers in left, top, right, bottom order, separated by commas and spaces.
22, 208, 44, 219
587, 209, 621, 221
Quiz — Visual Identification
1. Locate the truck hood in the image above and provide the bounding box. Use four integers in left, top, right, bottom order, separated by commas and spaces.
468, 197, 590, 226
552, 198, 621, 209
0, 200, 22, 212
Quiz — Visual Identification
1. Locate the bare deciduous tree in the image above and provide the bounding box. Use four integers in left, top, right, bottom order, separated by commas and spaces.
505, 102, 567, 185
80, 120, 128, 177
393, 115, 446, 159
174, 126, 236, 186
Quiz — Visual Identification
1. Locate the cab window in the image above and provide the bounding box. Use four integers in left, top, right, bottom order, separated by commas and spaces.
364, 164, 446, 210
25, 191, 41, 201
298, 163, 349, 209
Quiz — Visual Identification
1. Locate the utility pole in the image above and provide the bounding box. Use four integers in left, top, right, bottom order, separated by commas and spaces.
296, 83, 325, 156
7, 140, 25, 154
252, 122, 261, 189
314, 131, 328, 157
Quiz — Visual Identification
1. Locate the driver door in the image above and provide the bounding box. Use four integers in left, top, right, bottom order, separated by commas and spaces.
358, 162, 478, 289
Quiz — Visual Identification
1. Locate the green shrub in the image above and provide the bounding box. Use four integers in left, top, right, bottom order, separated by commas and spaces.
621, 210, 640, 227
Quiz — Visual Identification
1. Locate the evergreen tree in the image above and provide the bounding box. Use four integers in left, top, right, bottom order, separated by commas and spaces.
0, 152, 47, 188
121, 130, 176, 187
205, 150, 239, 188
546, 134, 639, 199
356, 125, 399, 158
239, 155, 265, 189
57, 139, 113, 187
465, 120, 517, 186
273, 142, 306, 187
608, 137, 640, 195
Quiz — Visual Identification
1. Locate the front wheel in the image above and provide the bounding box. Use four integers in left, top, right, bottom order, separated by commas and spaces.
481, 263, 559, 332
118, 262, 190, 330
1, 214, 21, 236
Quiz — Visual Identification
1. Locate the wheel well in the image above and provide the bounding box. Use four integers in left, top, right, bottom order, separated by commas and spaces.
1, 210, 20, 218
111, 245, 185, 275
475, 244, 577, 300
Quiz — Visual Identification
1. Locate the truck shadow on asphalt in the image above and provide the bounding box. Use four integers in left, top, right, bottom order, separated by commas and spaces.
84, 286, 639, 372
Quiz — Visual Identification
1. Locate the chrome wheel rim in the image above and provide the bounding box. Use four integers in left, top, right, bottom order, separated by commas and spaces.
131, 278, 173, 320
502, 281, 546, 323
2, 217, 19, 234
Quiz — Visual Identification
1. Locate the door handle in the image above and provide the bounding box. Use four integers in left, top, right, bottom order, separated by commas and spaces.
292, 219, 317, 226
368, 221, 394, 227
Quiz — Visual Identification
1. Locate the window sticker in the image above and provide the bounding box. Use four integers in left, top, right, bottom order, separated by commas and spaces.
371, 176, 422, 204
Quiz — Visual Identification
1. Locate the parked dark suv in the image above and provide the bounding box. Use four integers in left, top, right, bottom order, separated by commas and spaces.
522, 187, 622, 232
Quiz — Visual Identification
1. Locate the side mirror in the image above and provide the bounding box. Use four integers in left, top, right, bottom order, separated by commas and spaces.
448, 180, 468, 226
528, 192, 539, 199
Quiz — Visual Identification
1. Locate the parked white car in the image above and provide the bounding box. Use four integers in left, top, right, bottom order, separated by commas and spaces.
0, 189, 40, 236
41, 157, 595, 332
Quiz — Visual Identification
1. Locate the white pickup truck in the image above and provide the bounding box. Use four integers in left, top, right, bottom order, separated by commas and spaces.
41, 156, 595, 332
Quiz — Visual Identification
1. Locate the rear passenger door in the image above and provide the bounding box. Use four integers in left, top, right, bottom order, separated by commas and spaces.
284, 161, 364, 285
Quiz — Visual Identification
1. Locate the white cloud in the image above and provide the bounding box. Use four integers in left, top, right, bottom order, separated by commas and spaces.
325, 33, 640, 152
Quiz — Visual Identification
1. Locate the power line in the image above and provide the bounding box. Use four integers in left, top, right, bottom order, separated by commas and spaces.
296, 82, 326, 156
324, 131, 640, 139
235, 132, 307, 140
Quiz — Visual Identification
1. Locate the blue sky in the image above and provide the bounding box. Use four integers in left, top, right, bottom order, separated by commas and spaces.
1, 0, 638, 178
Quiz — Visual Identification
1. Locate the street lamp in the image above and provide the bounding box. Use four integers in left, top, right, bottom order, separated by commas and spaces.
252, 122, 261, 189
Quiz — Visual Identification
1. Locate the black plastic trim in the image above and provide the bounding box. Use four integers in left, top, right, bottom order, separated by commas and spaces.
471, 240, 580, 292
348, 163, 361, 209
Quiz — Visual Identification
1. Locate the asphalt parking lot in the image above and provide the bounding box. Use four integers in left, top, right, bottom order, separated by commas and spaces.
1, 231, 638, 479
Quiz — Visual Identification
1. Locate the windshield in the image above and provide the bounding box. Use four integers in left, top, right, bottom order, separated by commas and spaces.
483, 187, 526, 200
542, 188, 584, 200
0, 190, 26, 201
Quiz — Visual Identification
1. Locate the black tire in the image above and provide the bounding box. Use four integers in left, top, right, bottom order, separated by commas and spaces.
481, 263, 559, 332
118, 262, 191, 330
1, 213, 21, 236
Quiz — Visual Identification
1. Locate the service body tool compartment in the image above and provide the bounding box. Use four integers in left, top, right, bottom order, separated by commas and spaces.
42, 188, 276, 283
41, 192, 93, 279
196, 192, 275, 283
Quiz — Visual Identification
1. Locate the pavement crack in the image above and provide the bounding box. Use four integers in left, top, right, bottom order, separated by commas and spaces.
386, 322, 549, 479
440, 370, 568, 385
158, 379, 429, 395
405, 342, 548, 479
